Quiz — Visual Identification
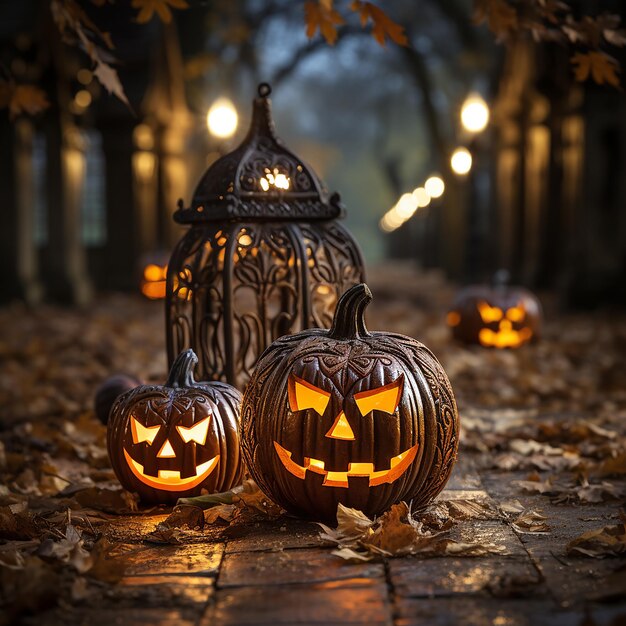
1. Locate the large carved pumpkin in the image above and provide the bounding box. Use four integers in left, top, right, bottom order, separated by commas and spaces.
107, 350, 242, 505
241, 283, 459, 522
448, 272, 542, 348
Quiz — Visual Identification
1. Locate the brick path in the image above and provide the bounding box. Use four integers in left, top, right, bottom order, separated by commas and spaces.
25, 450, 626, 626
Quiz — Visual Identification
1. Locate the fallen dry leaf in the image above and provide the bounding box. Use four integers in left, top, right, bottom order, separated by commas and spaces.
513, 475, 556, 495
204, 503, 237, 524
511, 509, 550, 534
161, 504, 204, 530
144, 523, 184, 545
232, 479, 284, 518
574, 480, 625, 504
37, 524, 92, 573
566, 516, 626, 558
321, 502, 506, 560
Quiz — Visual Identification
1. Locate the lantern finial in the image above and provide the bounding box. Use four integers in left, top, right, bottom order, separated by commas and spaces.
174, 83, 344, 223
258, 83, 272, 98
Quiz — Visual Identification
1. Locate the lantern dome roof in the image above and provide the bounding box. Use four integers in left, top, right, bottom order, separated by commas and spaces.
175, 83, 343, 223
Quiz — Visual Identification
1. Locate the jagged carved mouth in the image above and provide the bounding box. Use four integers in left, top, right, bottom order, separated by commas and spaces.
123, 449, 219, 491
273, 441, 418, 488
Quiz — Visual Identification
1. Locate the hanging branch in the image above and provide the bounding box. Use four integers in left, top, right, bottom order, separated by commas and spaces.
473, 0, 626, 87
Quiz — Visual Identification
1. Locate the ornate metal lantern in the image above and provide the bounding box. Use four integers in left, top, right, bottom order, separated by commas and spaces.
166, 84, 365, 389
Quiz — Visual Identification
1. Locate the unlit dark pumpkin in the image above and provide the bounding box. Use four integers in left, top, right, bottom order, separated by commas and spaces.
448, 271, 542, 348
107, 350, 242, 505
241, 283, 459, 522
94, 374, 143, 425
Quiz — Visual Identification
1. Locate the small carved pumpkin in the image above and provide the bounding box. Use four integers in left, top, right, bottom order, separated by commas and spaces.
241, 283, 459, 522
107, 350, 243, 504
447, 272, 542, 349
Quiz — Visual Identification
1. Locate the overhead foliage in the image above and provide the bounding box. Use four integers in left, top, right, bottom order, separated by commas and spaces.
0, 0, 624, 121
473, 0, 625, 86
0, 82, 50, 119
131, 0, 190, 25
304, 0, 407, 47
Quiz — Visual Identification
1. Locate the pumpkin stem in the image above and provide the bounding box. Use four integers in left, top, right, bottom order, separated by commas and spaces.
166, 349, 198, 388
328, 283, 372, 340
492, 269, 511, 290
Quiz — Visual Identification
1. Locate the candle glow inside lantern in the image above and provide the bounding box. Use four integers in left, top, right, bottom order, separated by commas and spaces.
166, 84, 365, 388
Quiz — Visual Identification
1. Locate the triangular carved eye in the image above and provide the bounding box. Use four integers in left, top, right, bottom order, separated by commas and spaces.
354, 377, 404, 416
131, 417, 160, 445
288, 375, 331, 416
177, 415, 211, 445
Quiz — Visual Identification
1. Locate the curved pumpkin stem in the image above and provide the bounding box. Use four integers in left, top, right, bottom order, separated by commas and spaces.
328, 283, 372, 340
166, 349, 198, 388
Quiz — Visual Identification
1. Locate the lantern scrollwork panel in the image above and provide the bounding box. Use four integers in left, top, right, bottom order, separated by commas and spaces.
166, 84, 365, 388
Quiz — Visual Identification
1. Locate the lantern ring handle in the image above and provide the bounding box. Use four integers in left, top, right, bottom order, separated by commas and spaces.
258, 83, 272, 98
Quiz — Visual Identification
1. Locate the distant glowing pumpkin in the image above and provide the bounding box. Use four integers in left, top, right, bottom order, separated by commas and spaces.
448, 274, 542, 348
241, 283, 459, 523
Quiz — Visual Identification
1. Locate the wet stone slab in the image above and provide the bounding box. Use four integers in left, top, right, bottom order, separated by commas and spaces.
393, 597, 626, 626
109, 542, 224, 576
103, 513, 226, 544
21, 608, 198, 626
450, 520, 529, 557
218, 547, 385, 587
106, 575, 215, 609
206, 578, 391, 625
223, 517, 326, 553
527, 554, 626, 608
389, 556, 543, 598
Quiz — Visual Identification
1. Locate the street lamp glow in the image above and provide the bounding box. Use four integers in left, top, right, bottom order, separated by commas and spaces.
207, 98, 238, 139
424, 175, 445, 198
412, 187, 430, 208
450, 147, 472, 175
395, 193, 418, 218
461, 93, 489, 133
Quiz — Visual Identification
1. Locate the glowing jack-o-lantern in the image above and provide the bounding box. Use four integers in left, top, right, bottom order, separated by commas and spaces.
107, 349, 243, 504
241, 283, 459, 522
447, 274, 542, 348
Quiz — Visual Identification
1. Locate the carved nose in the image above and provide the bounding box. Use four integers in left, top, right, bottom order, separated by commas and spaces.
325, 411, 355, 440
157, 439, 176, 458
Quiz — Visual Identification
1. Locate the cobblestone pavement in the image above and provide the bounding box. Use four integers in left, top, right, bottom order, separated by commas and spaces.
22, 454, 626, 626
3, 264, 626, 625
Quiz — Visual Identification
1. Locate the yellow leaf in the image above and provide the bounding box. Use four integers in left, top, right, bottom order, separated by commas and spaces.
349, 1, 407, 47
304, 1, 344, 45
131, 0, 189, 24
572, 51, 620, 87
474, 0, 518, 37
0, 82, 49, 119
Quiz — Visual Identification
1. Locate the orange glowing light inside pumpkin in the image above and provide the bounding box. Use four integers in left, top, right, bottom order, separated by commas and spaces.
274, 442, 418, 488
125, 413, 218, 491
277, 376, 411, 487
447, 311, 461, 327
477, 301, 532, 348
